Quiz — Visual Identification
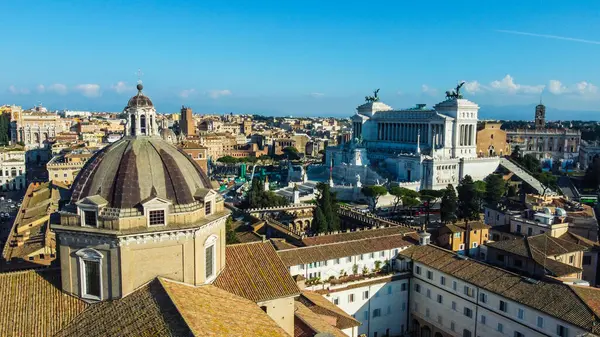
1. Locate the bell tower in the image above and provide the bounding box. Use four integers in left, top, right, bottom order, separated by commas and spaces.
124, 83, 159, 137
535, 103, 546, 129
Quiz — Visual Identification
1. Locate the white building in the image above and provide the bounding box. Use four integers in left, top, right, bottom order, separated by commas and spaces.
277, 226, 414, 337
579, 140, 600, 170
0, 146, 26, 191
403, 243, 599, 337
326, 90, 499, 190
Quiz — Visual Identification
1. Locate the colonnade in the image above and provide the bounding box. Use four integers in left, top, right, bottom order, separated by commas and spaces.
459, 124, 475, 146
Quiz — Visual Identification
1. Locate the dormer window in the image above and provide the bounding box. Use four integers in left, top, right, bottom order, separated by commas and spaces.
205, 201, 212, 215
83, 210, 97, 227
149, 210, 165, 226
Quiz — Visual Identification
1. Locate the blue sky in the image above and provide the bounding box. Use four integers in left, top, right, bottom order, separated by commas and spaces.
1, 0, 600, 118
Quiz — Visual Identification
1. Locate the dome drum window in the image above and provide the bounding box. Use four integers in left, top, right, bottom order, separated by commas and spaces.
76, 195, 108, 228
76, 248, 104, 301
141, 196, 171, 228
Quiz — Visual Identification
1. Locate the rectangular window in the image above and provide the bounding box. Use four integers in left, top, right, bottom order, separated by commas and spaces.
463, 329, 471, 337
440, 276, 446, 285
380, 251, 385, 257
348, 294, 355, 303
514, 332, 524, 337
205, 244, 215, 279
359, 254, 364, 261
426, 289, 431, 298
569, 255, 574, 264
333, 297, 339, 305
451, 321, 456, 332
557, 325, 569, 337
427, 270, 433, 280
452, 281, 457, 291
497, 323, 503, 333
149, 210, 165, 226
370, 252, 374, 259
401, 283, 407, 291
437, 294, 443, 304
387, 286, 392, 295
372, 308, 381, 318
454, 232, 461, 238
452, 301, 457, 311
205, 201, 212, 215
334, 258, 340, 264
415, 284, 421, 293
363, 290, 369, 300
517, 308, 525, 320
84, 210, 97, 227
83, 260, 101, 298
425, 308, 430, 317
537, 316, 544, 328
499, 300, 507, 312
364, 311, 369, 321
479, 292, 487, 303
415, 265, 422, 274
464, 286, 474, 297
464, 307, 473, 318
347, 256, 352, 263
480, 315, 486, 324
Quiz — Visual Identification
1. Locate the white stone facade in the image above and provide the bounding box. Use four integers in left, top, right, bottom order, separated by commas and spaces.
0, 147, 26, 191
326, 95, 499, 191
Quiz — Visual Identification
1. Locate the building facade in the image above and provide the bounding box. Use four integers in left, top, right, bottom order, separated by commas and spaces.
0, 145, 26, 191
476, 122, 511, 157
326, 92, 500, 190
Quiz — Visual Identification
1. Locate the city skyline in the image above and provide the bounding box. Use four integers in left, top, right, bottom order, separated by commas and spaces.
1, 0, 600, 117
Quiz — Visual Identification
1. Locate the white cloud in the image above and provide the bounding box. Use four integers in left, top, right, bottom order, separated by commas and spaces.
74, 84, 101, 97
47, 83, 68, 95
421, 84, 437, 96
179, 89, 196, 98
8, 85, 30, 95
110, 81, 133, 94
309, 92, 325, 98
548, 80, 568, 95
489, 75, 544, 94
207, 89, 232, 99
36, 84, 45, 93
463, 80, 484, 94
574, 81, 598, 95
546, 80, 598, 97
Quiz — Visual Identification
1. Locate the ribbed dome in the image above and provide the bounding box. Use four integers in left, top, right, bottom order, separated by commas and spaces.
70, 137, 212, 209
127, 93, 153, 108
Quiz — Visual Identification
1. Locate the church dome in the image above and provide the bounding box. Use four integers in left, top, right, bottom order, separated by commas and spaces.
126, 83, 154, 108
70, 136, 212, 209
160, 128, 177, 144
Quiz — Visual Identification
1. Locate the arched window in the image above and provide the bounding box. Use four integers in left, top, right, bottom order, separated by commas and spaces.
76, 248, 103, 300
130, 114, 136, 135
140, 115, 146, 134
204, 235, 218, 282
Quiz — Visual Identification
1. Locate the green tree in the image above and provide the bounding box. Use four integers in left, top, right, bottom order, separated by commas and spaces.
315, 183, 340, 232
537, 171, 557, 196
457, 175, 480, 220
0, 114, 10, 145
440, 184, 458, 223
484, 174, 506, 207
402, 196, 420, 214
361, 185, 388, 212
312, 207, 328, 233
521, 154, 542, 173
217, 155, 238, 164
225, 216, 239, 244
389, 186, 419, 213
511, 145, 521, 160
584, 157, 600, 190
474, 180, 487, 212
244, 178, 288, 208
419, 189, 443, 225
283, 146, 300, 160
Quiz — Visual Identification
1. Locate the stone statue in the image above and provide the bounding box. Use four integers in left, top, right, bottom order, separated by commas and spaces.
365, 88, 381, 103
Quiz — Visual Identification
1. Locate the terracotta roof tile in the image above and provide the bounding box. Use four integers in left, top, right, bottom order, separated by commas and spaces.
298, 291, 360, 330
55, 279, 191, 337
301, 226, 414, 246
400, 244, 600, 333
278, 235, 413, 267
160, 279, 290, 337
294, 302, 348, 337
214, 241, 300, 303
0, 269, 87, 337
